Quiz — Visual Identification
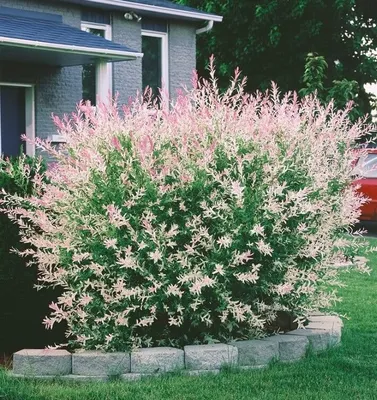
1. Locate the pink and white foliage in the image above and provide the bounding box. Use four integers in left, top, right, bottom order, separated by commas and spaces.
0, 59, 373, 350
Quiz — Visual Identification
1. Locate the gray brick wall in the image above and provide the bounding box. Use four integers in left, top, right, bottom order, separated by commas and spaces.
169, 21, 197, 98
112, 14, 142, 105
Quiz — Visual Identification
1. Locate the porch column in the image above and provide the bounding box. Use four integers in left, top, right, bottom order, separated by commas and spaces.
95, 61, 110, 105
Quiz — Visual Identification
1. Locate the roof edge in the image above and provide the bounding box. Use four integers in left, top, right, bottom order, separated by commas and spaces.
78, 0, 223, 22
0, 36, 143, 60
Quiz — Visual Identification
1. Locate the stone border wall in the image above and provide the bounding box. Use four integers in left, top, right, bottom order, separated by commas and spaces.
10, 315, 342, 381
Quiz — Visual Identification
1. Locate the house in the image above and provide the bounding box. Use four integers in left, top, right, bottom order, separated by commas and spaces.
0, 0, 222, 157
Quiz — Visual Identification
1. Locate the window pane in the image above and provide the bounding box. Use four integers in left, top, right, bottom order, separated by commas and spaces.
142, 35, 162, 98
82, 28, 105, 105
84, 28, 106, 37
82, 64, 96, 105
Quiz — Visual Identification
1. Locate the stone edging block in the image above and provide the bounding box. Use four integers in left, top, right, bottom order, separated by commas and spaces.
232, 339, 279, 366
72, 351, 130, 376
184, 369, 221, 376
184, 344, 238, 370
11, 314, 343, 379
285, 329, 331, 353
262, 335, 309, 362
306, 315, 343, 346
131, 347, 184, 373
13, 349, 71, 376
308, 315, 343, 326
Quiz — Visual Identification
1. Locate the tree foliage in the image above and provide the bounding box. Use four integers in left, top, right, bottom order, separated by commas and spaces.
176, 0, 377, 117
299, 52, 361, 120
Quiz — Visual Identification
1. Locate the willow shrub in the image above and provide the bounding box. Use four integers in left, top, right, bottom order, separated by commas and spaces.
0, 64, 373, 351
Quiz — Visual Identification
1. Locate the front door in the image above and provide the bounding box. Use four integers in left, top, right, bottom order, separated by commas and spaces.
0, 86, 26, 157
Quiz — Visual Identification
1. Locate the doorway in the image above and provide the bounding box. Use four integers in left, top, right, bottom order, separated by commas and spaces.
0, 86, 26, 157
0, 83, 35, 157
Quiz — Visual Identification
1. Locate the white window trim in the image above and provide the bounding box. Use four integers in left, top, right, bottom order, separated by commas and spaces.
0, 82, 35, 157
81, 21, 113, 103
141, 30, 169, 94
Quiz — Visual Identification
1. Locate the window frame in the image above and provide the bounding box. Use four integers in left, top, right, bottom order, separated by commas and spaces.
141, 29, 169, 94
81, 21, 113, 103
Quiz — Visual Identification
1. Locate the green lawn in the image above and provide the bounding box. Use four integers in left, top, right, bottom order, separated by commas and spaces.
1, 240, 377, 400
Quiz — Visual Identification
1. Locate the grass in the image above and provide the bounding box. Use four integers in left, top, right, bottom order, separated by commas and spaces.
1, 241, 377, 400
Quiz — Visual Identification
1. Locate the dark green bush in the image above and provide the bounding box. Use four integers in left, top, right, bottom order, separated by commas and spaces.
0, 156, 65, 354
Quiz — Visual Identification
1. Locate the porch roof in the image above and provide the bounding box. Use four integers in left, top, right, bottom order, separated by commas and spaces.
0, 12, 143, 67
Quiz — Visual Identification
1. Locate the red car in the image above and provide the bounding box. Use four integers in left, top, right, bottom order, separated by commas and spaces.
353, 148, 377, 222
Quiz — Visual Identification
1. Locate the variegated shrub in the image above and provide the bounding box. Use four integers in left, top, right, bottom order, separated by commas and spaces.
1, 62, 372, 351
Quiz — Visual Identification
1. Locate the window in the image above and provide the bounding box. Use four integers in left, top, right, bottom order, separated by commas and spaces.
142, 28, 168, 98
81, 22, 112, 105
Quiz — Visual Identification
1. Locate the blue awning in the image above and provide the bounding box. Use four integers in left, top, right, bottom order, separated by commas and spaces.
0, 10, 143, 67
